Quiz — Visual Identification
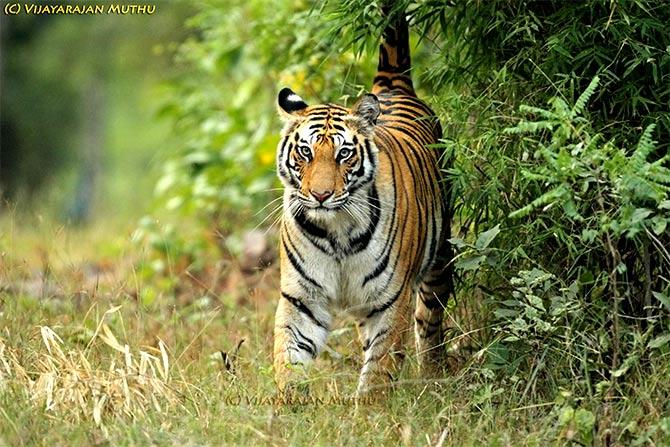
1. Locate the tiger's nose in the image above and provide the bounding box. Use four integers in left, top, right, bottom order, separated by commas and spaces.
311, 189, 333, 203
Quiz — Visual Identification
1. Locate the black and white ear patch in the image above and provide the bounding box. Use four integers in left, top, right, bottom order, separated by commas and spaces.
278, 87, 308, 114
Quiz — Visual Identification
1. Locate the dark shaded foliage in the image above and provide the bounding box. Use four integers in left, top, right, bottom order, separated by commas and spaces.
320, 0, 670, 404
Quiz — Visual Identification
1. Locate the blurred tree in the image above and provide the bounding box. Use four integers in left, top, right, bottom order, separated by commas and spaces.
0, 4, 192, 221
0, 14, 78, 199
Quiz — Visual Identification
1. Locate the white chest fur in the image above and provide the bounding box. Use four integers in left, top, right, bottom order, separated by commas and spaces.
281, 188, 398, 318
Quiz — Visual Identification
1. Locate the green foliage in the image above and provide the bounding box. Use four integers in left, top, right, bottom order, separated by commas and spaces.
506, 79, 670, 242
449, 79, 670, 402
415, 0, 670, 145
557, 406, 596, 445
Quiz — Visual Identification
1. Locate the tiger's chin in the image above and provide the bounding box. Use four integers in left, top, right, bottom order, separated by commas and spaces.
303, 204, 343, 223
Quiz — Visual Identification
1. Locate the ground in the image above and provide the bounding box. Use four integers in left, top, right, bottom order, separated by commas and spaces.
0, 214, 668, 446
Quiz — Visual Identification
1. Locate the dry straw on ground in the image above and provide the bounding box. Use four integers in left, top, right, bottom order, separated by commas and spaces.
0, 305, 189, 429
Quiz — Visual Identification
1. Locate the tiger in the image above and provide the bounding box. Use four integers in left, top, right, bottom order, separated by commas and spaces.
272, 6, 452, 397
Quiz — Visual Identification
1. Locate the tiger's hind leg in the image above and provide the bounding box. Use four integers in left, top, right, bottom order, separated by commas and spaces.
356, 288, 413, 397
415, 243, 452, 373
415, 278, 448, 372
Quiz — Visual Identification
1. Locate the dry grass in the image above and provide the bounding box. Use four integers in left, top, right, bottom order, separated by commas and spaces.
0, 306, 188, 430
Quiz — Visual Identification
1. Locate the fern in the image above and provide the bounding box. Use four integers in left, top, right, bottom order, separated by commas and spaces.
571, 75, 599, 118
633, 124, 658, 163
518, 104, 559, 119
509, 186, 567, 219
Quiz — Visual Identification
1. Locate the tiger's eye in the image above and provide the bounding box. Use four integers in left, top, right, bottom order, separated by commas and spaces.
339, 148, 352, 160
298, 146, 312, 159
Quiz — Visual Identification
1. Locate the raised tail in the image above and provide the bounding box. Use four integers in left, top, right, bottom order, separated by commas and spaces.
372, 5, 415, 96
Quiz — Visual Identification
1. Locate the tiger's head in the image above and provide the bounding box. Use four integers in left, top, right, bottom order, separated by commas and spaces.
276, 88, 380, 222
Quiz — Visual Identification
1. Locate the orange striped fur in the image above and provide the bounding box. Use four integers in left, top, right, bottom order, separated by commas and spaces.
273, 7, 451, 396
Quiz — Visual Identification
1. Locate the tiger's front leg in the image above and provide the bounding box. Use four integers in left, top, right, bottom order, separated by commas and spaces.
356, 288, 413, 397
273, 291, 331, 395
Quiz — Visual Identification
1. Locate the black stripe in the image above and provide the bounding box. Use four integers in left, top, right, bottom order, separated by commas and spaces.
386, 99, 434, 117
424, 274, 447, 287
410, 146, 440, 280
293, 211, 338, 254
386, 130, 424, 244
415, 317, 441, 329
346, 185, 381, 255
373, 74, 393, 88
282, 141, 295, 181
415, 317, 441, 338
363, 328, 389, 351
281, 292, 327, 329
363, 248, 391, 286
420, 218, 439, 280
277, 137, 290, 178
363, 353, 382, 366
353, 140, 369, 178
282, 231, 304, 263
371, 144, 410, 296
293, 326, 318, 353
384, 120, 433, 144
285, 325, 317, 358
325, 104, 348, 113
294, 210, 328, 239
297, 342, 316, 357
418, 292, 443, 310
366, 288, 402, 319
362, 154, 399, 287
283, 243, 323, 291
348, 141, 377, 194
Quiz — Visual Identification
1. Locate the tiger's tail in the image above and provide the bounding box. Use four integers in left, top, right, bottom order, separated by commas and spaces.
372, 5, 415, 96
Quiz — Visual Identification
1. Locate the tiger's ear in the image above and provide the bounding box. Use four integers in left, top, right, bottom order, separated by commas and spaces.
351, 93, 380, 125
278, 87, 308, 120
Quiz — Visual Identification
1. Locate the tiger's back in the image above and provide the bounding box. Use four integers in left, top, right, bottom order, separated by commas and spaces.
272, 6, 451, 396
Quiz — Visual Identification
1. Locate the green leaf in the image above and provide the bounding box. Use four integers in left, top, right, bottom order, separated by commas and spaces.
475, 224, 501, 250
581, 229, 598, 243
572, 76, 599, 117
559, 407, 574, 426
647, 333, 670, 349
574, 408, 596, 442
612, 354, 639, 378
653, 291, 670, 310
630, 208, 653, 223
456, 255, 486, 271
652, 217, 668, 235
447, 237, 469, 249
494, 308, 518, 318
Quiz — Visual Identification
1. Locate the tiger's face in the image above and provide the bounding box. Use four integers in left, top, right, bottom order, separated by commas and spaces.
276, 88, 380, 221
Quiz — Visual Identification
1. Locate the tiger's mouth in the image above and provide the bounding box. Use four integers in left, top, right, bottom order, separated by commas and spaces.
294, 191, 349, 213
